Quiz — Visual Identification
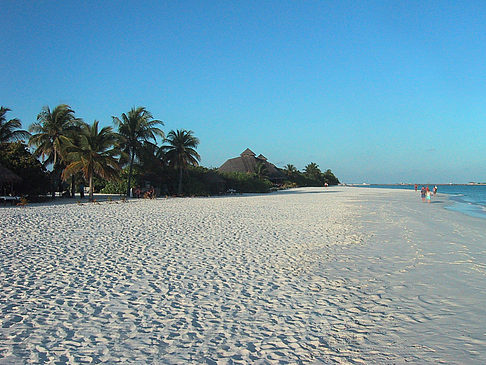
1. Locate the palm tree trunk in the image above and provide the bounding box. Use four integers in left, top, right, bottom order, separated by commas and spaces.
51, 164, 58, 198
127, 151, 135, 197
50, 172, 56, 198
89, 172, 94, 202
178, 166, 183, 195
71, 175, 75, 198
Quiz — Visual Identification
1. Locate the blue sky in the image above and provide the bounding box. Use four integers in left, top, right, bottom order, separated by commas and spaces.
2, 1, 485, 183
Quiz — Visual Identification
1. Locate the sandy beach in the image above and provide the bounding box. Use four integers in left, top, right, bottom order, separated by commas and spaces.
1, 187, 485, 364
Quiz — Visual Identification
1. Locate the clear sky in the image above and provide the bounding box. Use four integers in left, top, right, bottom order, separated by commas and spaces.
2, 0, 485, 183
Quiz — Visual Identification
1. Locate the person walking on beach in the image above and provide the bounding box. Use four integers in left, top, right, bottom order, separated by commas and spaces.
421, 186, 426, 202
414, 184, 418, 192
433, 185, 438, 195
426, 189, 431, 203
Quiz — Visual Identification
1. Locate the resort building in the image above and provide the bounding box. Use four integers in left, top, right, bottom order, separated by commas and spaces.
218, 148, 286, 183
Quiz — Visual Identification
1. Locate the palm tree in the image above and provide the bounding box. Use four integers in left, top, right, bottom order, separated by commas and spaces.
284, 163, 297, 176
0, 107, 30, 144
29, 104, 80, 166
113, 107, 164, 196
304, 162, 322, 181
29, 104, 81, 197
163, 129, 200, 195
62, 121, 120, 201
255, 161, 268, 180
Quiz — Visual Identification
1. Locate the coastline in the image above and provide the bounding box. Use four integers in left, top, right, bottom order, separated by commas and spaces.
348, 184, 486, 220
1, 187, 485, 363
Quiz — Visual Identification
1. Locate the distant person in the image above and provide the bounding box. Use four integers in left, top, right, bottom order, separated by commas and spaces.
433, 186, 438, 195
324, 182, 328, 188
426, 189, 431, 203
421, 186, 426, 202
414, 184, 418, 192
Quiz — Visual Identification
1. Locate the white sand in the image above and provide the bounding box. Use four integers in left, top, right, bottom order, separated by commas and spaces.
1, 187, 485, 364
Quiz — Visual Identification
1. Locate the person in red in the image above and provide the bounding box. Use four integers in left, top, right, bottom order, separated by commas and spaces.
414, 184, 418, 192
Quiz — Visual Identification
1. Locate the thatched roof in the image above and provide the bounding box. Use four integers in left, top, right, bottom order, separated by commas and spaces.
241, 148, 256, 157
219, 148, 285, 181
0, 164, 22, 184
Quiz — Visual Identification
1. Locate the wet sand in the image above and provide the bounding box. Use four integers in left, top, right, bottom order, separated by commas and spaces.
1, 187, 485, 363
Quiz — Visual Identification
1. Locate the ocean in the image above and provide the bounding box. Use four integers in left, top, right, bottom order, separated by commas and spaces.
355, 184, 486, 219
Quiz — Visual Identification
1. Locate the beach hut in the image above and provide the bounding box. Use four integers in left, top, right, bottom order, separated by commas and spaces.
0, 164, 22, 197
218, 148, 286, 182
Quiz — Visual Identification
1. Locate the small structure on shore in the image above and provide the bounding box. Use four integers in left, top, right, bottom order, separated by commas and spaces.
0, 164, 22, 196
218, 148, 285, 182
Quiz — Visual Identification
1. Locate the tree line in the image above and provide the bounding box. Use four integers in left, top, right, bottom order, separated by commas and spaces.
1, 105, 339, 201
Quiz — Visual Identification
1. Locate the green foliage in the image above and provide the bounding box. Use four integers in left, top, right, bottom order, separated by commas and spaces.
62, 121, 120, 201
221, 171, 273, 193
100, 178, 129, 194
284, 164, 298, 177
3, 103, 342, 198
155, 167, 273, 196
162, 129, 201, 194
255, 162, 268, 180
0, 107, 30, 143
113, 106, 164, 196
0, 142, 49, 195
178, 166, 224, 196
304, 162, 322, 181
283, 165, 340, 187
29, 104, 80, 167
322, 169, 340, 185
281, 181, 298, 189
100, 167, 135, 194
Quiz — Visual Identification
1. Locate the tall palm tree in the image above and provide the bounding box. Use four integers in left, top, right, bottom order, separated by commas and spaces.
29, 104, 80, 166
163, 129, 200, 195
62, 121, 120, 201
0, 107, 30, 144
113, 107, 164, 196
29, 104, 81, 197
284, 163, 298, 176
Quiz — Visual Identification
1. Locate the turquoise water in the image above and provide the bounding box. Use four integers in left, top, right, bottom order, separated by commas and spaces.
357, 184, 486, 219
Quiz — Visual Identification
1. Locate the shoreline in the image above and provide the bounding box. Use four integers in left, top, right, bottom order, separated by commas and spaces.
1, 187, 485, 363
348, 184, 486, 220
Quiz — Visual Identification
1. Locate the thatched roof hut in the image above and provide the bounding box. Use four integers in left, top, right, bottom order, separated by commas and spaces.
0, 164, 22, 196
0, 164, 21, 184
218, 148, 285, 182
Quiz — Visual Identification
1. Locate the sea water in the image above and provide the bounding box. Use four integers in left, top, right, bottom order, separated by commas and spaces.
357, 184, 486, 219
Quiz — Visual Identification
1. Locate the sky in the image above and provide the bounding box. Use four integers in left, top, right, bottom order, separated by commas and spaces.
2, 0, 485, 184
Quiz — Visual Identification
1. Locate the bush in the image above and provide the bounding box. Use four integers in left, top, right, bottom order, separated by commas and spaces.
100, 167, 138, 194
100, 179, 129, 194
221, 172, 273, 193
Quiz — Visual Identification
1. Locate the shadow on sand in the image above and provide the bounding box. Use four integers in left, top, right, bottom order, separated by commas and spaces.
0, 194, 128, 208
275, 189, 339, 195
